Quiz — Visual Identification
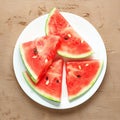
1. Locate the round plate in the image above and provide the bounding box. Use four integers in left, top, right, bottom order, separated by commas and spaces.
13, 12, 107, 109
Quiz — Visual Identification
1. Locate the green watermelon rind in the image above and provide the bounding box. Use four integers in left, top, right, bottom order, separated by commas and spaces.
19, 44, 38, 83
68, 60, 104, 101
23, 72, 60, 102
58, 50, 94, 59
45, 8, 94, 59
45, 7, 56, 35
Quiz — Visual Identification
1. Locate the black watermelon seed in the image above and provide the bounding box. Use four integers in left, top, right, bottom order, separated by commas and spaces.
46, 76, 48, 80
64, 35, 69, 40
56, 80, 59, 83
33, 48, 38, 55
77, 75, 81, 78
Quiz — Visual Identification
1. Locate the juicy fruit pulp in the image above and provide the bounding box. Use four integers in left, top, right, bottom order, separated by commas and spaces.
23, 59, 63, 102
66, 60, 103, 100
46, 8, 93, 58
19, 8, 104, 103
20, 35, 60, 83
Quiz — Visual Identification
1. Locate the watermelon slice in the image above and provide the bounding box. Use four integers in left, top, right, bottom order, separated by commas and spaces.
66, 60, 103, 101
20, 35, 60, 83
46, 8, 93, 58
23, 59, 63, 102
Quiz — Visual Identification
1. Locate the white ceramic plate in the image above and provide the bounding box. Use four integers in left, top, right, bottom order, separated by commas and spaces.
13, 12, 107, 109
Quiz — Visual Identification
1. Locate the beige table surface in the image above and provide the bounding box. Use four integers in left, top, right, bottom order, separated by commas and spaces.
0, 0, 120, 120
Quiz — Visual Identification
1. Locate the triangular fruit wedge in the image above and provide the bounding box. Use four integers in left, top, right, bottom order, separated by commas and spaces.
66, 60, 103, 101
20, 35, 60, 83
46, 8, 93, 58
23, 59, 63, 102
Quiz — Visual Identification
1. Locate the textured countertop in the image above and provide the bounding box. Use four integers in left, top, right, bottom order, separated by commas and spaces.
0, 0, 120, 120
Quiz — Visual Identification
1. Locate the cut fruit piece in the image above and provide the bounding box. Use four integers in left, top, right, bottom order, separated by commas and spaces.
66, 60, 103, 101
20, 35, 60, 83
23, 59, 64, 102
46, 8, 93, 58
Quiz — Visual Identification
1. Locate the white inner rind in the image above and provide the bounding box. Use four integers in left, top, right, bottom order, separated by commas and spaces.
45, 7, 57, 35
58, 50, 94, 59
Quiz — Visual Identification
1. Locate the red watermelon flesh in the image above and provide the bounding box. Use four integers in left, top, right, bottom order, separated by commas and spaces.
46, 8, 93, 58
23, 59, 63, 102
66, 60, 103, 100
20, 35, 60, 83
